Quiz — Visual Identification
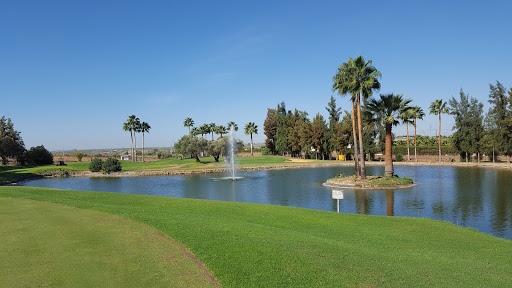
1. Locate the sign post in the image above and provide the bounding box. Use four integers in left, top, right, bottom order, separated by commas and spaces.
331, 190, 344, 213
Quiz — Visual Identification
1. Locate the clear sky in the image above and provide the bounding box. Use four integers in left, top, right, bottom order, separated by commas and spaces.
1, 0, 511, 151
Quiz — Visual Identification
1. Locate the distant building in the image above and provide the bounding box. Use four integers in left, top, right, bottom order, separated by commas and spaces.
121, 155, 130, 161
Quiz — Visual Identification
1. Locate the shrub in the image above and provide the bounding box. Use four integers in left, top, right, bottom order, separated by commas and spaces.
89, 158, 103, 172
102, 157, 122, 174
25, 145, 54, 165
395, 154, 403, 162
74, 152, 84, 162
157, 150, 172, 159
261, 148, 270, 155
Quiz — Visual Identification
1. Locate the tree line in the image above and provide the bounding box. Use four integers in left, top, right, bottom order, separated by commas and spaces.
122, 115, 151, 162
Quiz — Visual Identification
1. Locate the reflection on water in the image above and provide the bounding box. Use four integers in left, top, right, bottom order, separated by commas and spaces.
20, 165, 512, 240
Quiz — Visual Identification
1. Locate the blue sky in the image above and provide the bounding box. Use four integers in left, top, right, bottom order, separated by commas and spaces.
1, 0, 511, 151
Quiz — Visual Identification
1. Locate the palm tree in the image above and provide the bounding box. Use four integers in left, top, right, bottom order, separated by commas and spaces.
429, 99, 449, 162
191, 127, 200, 137
208, 123, 216, 141
184, 117, 194, 135
199, 124, 209, 139
133, 117, 141, 162
352, 56, 381, 180
333, 58, 359, 177
244, 122, 258, 157
366, 94, 412, 177
140, 121, 151, 162
123, 115, 137, 161
215, 125, 227, 138
411, 106, 425, 162
227, 121, 238, 132
399, 109, 415, 161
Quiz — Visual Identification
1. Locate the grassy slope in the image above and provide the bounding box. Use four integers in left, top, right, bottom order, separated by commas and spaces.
1, 186, 511, 287
0, 197, 218, 288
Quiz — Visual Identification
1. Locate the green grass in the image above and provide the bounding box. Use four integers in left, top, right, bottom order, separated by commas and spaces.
329, 174, 414, 187
1, 186, 511, 287
0, 197, 218, 288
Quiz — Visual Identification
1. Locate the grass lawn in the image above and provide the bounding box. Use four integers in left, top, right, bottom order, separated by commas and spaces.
1, 186, 512, 287
0, 197, 218, 288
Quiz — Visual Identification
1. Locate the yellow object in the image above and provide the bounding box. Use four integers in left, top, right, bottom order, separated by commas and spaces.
339, 155, 345, 161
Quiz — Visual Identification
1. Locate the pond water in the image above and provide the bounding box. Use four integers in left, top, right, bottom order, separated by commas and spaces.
20, 165, 512, 240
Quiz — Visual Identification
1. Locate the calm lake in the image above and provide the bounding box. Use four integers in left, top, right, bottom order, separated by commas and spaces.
21, 165, 512, 240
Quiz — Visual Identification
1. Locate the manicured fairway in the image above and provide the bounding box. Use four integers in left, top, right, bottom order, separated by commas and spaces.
0, 197, 219, 288
1, 186, 512, 287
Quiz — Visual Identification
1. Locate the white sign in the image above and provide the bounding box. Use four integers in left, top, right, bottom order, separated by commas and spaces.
332, 190, 344, 199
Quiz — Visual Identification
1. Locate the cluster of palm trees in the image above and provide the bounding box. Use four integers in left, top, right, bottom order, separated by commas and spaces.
122, 115, 151, 162
183, 118, 258, 156
333, 56, 435, 178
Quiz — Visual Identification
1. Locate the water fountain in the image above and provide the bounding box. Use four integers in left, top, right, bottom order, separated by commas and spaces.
226, 126, 241, 180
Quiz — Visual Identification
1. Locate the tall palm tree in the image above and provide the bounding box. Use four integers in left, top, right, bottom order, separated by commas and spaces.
140, 121, 151, 162
352, 56, 381, 180
227, 121, 238, 132
429, 99, 449, 162
244, 122, 258, 157
199, 124, 209, 139
411, 106, 425, 162
123, 115, 137, 161
366, 94, 412, 177
399, 109, 415, 161
208, 123, 216, 141
184, 117, 194, 135
333, 58, 359, 177
191, 127, 200, 137
215, 125, 227, 138
133, 117, 141, 162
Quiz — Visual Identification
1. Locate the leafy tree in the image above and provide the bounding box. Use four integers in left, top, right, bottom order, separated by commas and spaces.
207, 137, 227, 162
411, 106, 425, 162
227, 121, 238, 132
25, 145, 54, 165
102, 157, 122, 174
325, 96, 342, 159
263, 108, 277, 154
175, 135, 207, 162
330, 111, 352, 159
89, 158, 103, 172
244, 122, 258, 157
0, 116, 26, 165
184, 117, 194, 135
449, 89, 484, 162
429, 99, 449, 162
311, 114, 327, 159
74, 152, 84, 162
486, 81, 512, 161
275, 102, 290, 156
140, 121, 151, 162
366, 94, 412, 176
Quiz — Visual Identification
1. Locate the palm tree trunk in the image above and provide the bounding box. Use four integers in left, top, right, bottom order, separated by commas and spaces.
357, 94, 366, 180
130, 131, 134, 162
350, 99, 359, 177
406, 123, 410, 161
414, 118, 418, 162
134, 132, 137, 162
142, 131, 145, 162
250, 134, 253, 157
385, 123, 393, 177
438, 112, 442, 163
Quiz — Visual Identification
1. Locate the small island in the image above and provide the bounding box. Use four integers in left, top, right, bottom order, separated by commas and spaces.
324, 174, 415, 189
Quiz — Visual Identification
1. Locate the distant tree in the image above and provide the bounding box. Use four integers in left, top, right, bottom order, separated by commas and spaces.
25, 145, 54, 165
411, 106, 425, 162
486, 81, 512, 161
366, 94, 412, 176
227, 121, 238, 132
184, 117, 194, 135
191, 127, 200, 137
207, 137, 227, 162
74, 152, 84, 162
299, 118, 312, 159
264, 108, 277, 154
275, 102, 290, 156
123, 115, 138, 162
140, 121, 151, 162
399, 108, 415, 161
175, 135, 207, 162
208, 123, 216, 140
198, 124, 210, 139
330, 111, 352, 159
0, 116, 25, 165
244, 122, 258, 157
325, 96, 342, 159
429, 99, 450, 162
449, 89, 484, 162
215, 125, 227, 138
311, 113, 327, 160
133, 117, 142, 162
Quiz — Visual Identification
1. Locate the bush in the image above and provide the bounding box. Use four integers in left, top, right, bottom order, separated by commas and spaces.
89, 158, 103, 172
261, 148, 270, 155
102, 157, 122, 174
395, 154, 403, 162
157, 150, 172, 159
74, 152, 84, 162
25, 145, 54, 165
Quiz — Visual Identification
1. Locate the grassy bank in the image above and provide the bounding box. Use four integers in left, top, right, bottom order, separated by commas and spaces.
326, 175, 414, 188
1, 186, 511, 287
